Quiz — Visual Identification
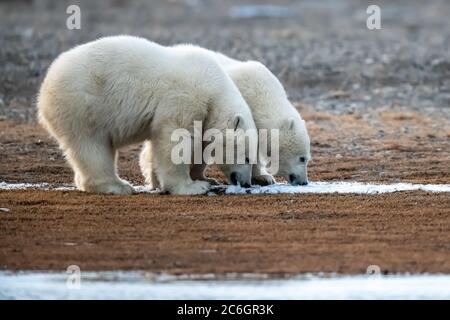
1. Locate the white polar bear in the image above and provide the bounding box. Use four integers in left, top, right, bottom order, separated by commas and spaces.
38, 36, 256, 195
210, 53, 311, 186
140, 49, 311, 186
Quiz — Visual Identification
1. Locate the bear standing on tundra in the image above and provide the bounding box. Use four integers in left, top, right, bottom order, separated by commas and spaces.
209, 52, 311, 186
141, 48, 311, 187
37, 36, 256, 195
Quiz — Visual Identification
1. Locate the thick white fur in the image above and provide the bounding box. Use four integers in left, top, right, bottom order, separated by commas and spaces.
140, 49, 311, 186
214, 53, 311, 185
38, 36, 256, 195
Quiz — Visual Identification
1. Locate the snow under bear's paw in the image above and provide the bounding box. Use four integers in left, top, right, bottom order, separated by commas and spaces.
84, 181, 135, 195
170, 180, 211, 195
252, 174, 276, 186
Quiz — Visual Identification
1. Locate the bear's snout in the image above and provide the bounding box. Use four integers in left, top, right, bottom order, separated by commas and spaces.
289, 174, 308, 186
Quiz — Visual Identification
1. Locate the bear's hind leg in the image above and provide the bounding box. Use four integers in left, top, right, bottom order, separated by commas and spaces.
66, 140, 135, 195
139, 141, 160, 189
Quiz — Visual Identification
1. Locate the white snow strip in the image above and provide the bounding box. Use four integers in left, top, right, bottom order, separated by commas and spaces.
0, 182, 74, 191
1, 271, 449, 299
1, 181, 449, 194
0, 182, 158, 193
224, 181, 450, 194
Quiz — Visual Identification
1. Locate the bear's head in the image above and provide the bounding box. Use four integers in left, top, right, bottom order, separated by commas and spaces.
209, 113, 257, 188
274, 117, 311, 185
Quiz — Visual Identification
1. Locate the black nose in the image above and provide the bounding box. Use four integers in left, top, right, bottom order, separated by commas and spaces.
289, 174, 308, 186
230, 172, 240, 185
289, 174, 296, 184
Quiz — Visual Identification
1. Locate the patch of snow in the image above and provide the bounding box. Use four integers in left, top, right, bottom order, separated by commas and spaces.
224, 181, 450, 194
133, 185, 160, 193
0, 182, 75, 191
0, 182, 159, 193
1, 181, 449, 194
1, 271, 449, 299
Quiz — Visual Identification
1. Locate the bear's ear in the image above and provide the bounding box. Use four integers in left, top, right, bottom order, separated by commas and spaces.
282, 118, 295, 131
232, 114, 245, 130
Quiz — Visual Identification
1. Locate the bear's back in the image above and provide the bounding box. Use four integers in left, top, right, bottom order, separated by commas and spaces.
41, 36, 230, 106
223, 60, 299, 124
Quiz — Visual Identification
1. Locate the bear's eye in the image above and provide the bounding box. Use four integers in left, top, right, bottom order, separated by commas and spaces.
299, 157, 306, 163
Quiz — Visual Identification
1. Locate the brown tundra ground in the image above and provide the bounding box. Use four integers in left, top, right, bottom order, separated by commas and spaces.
0, 0, 449, 275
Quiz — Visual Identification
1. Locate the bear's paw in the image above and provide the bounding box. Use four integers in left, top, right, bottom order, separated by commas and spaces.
171, 180, 211, 195
83, 181, 135, 195
252, 174, 276, 186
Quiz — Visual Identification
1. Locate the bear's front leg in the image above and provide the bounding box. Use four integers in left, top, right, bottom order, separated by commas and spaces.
251, 163, 276, 186
152, 132, 211, 195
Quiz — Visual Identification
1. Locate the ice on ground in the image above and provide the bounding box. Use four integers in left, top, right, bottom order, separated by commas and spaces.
0, 182, 159, 193
223, 181, 450, 195
1, 271, 449, 299
0, 182, 75, 191
1, 181, 449, 194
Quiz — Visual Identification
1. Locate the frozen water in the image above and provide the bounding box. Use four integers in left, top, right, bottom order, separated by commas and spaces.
223, 181, 450, 194
1, 181, 448, 194
0, 182, 75, 191
0, 271, 449, 299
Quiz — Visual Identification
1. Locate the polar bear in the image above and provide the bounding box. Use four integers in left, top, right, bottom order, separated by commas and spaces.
37, 36, 256, 195
140, 49, 311, 187
211, 53, 311, 186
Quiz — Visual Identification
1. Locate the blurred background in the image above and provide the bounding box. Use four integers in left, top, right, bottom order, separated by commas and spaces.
1, 0, 450, 123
